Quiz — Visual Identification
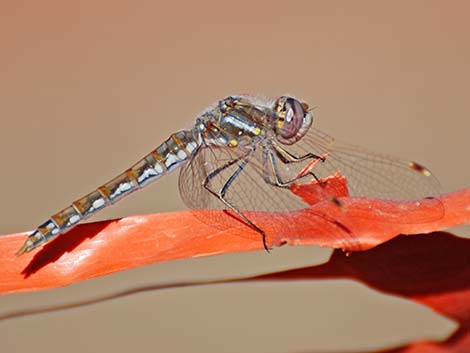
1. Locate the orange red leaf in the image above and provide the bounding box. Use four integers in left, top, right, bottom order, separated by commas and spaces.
0, 176, 468, 295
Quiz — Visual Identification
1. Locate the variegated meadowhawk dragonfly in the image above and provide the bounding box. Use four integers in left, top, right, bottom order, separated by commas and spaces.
17, 95, 442, 255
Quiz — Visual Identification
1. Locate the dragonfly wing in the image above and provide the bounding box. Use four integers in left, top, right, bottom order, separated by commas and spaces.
280, 127, 442, 200
178, 141, 345, 245
178, 142, 308, 214
178, 128, 444, 246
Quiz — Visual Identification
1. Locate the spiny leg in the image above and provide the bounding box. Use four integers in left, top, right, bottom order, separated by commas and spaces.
269, 145, 343, 207
272, 143, 326, 163
203, 151, 271, 252
263, 143, 325, 187
265, 148, 349, 239
264, 150, 319, 187
272, 143, 326, 183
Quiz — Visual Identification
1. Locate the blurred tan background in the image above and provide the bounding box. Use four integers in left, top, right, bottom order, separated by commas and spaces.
1, 1, 469, 352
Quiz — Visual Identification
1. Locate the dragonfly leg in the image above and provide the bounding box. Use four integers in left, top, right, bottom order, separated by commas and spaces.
262, 151, 295, 188
273, 143, 326, 163
271, 143, 326, 184
203, 151, 271, 252
266, 149, 343, 207
264, 149, 322, 187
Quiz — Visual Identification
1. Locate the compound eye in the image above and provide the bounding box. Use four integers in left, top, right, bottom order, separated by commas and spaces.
275, 97, 312, 144
280, 98, 305, 139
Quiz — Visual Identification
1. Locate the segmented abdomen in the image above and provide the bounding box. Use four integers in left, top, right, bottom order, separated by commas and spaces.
18, 130, 199, 255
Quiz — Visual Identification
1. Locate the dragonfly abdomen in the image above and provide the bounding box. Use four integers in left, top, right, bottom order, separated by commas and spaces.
17, 130, 200, 255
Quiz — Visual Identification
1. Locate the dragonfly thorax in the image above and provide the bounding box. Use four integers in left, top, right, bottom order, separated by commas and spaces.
198, 96, 272, 148
198, 95, 313, 149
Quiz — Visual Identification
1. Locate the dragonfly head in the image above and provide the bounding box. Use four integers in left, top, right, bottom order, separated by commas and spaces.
273, 96, 313, 145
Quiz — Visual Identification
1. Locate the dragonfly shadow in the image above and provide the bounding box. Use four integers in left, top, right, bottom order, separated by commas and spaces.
21, 220, 111, 278
274, 232, 470, 353
252, 232, 470, 297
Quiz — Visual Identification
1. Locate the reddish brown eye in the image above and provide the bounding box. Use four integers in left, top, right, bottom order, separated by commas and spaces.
280, 98, 305, 139
274, 96, 313, 145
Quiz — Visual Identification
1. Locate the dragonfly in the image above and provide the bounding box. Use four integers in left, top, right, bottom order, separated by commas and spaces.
17, 95, 442, 255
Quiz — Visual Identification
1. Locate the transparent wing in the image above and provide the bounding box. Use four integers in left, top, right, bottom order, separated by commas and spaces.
178, 128, 444, 247
179, 127, 442, 212
178, 142, 334, 245
282, 127, 442, 200
178, 143, 307, 214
